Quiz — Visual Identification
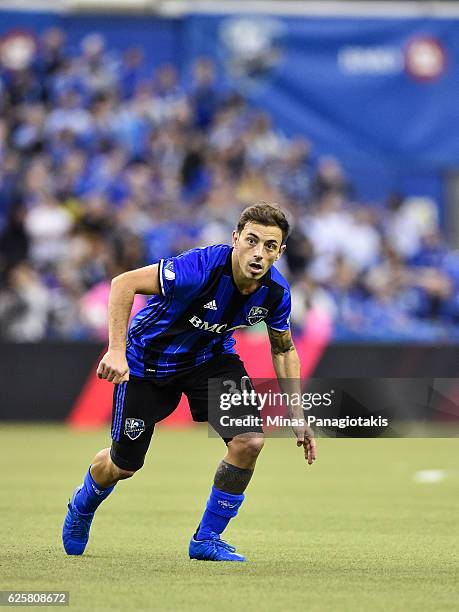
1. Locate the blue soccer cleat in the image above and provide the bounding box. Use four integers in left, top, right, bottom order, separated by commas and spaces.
189, 532, 246, 562
62, 487, 94, 555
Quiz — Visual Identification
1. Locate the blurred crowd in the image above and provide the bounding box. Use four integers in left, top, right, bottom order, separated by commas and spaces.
0, 28, 458, 342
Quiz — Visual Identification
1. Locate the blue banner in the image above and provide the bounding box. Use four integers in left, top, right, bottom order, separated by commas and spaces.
183, 15, 459, 168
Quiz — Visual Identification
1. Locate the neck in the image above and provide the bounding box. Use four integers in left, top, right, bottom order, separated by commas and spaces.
231, 250, 260, 295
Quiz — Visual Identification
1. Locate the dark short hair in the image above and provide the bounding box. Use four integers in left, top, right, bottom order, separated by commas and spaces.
237, 202, 290, 245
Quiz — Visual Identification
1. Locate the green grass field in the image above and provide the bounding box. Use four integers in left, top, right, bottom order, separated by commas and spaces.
1, 424, 458, 611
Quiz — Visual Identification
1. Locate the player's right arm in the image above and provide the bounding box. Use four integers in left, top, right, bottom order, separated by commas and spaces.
96, 264, 160, 384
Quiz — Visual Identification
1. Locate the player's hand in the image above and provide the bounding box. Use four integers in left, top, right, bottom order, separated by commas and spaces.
293, 424, 317, 465
97, 349, 130, 385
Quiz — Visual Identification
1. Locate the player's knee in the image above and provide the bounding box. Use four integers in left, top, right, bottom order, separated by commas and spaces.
108, 441, 147, 480
113, 465, 137, 480
109, 458, 140, 481
245, 436, 265, 459
231, 434, 265, 460
109, 454, 143, 481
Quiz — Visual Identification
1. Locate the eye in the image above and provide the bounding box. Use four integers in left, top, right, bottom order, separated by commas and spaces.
247, 237, 256, 245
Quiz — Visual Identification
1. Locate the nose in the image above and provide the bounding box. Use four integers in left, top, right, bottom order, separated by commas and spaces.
254, 244, 263, 259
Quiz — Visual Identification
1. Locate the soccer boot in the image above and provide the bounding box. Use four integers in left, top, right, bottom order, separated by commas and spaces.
62, 487, 94, 555
189, 532, 246, 562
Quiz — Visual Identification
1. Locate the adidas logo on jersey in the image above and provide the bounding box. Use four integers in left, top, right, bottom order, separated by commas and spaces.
203, 299, 218, 310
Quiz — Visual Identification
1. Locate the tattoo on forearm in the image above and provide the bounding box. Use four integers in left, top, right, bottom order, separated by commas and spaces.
268, 327, 295, 355
213, 460, 253, 494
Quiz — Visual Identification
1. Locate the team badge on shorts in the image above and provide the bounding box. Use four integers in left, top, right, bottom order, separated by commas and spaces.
124, 418, 145, 440
247, 306, 269, 325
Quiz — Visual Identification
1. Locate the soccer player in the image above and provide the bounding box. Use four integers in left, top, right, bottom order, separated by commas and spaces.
62, 203, 317, 561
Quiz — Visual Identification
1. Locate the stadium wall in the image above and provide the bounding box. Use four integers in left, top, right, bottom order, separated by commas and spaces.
0, 340, 457, 422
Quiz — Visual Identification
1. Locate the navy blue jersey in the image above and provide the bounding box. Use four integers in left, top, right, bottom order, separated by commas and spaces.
126, 244, 291, 378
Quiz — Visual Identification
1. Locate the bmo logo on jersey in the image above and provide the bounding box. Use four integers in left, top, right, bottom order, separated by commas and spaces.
189, 315, 228, 333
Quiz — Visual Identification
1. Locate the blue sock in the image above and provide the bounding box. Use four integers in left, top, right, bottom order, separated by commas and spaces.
196, 486, 245, 540
74, 468, 115, 514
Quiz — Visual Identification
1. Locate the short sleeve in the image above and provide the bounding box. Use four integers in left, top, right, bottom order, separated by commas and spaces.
158, 248, 206, 299
266, 288, 291, 332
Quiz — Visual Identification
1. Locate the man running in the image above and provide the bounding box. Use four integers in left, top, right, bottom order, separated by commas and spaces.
62, 202, 316, 562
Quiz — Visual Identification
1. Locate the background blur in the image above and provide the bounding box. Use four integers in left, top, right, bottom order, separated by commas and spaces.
0, 0, 458, 422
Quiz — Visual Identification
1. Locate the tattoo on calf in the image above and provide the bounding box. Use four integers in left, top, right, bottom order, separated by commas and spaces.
213, 460, 254, 494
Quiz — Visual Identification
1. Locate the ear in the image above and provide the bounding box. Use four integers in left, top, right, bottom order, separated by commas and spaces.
232, 230, 239, 247
275, 244, 286, 261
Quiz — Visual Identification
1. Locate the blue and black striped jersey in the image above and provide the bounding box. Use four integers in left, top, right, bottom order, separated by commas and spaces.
126, 244, 291, 378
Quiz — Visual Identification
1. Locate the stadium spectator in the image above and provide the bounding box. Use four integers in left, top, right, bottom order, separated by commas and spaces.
24, 194, 73, 269
0, 262, 50, 341
190, 57, 220, 130
0, 31, 457, 342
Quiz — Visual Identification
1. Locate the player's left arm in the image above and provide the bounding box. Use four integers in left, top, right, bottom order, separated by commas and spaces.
268, 327, 317, 465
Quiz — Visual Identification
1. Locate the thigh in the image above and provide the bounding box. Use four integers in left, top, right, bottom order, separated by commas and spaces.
110, 377, 181, 471
184, 355, 263, 441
